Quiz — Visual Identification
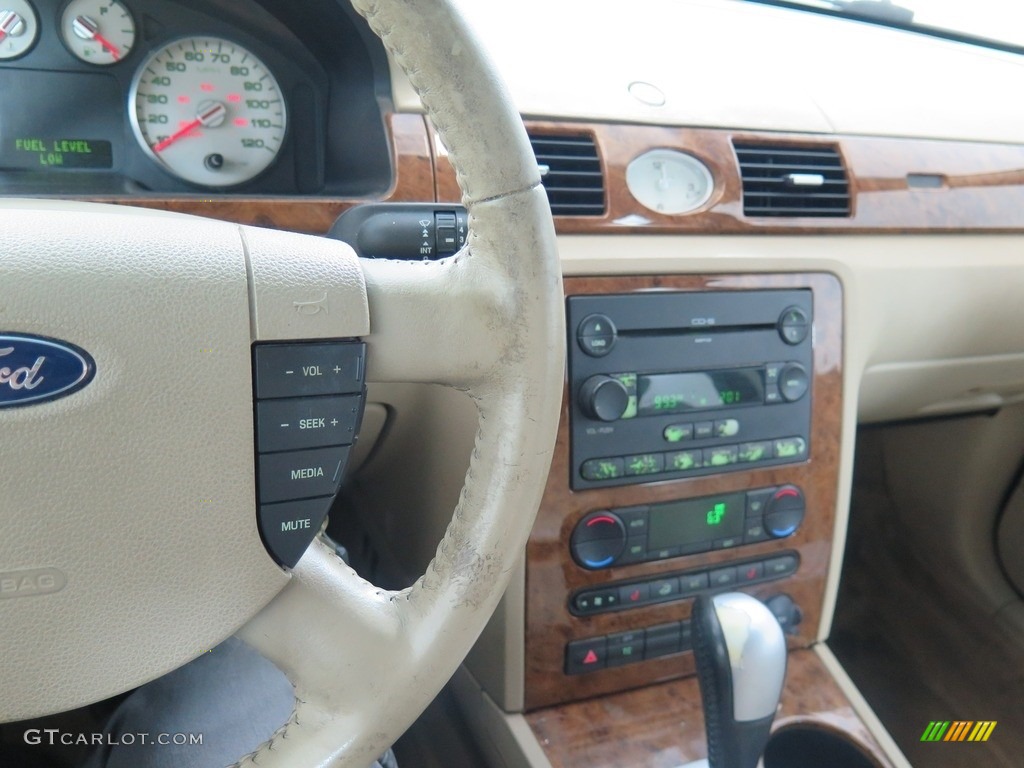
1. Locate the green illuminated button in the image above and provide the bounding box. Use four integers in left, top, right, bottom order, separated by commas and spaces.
738, 441, 773, 463
624, 453, 664, 476
703, 445, 738, 467
607, 631, 645, 667
581, 457, 625, 481
774, 437, 807, 460
714, 419, 740, 438
667, 450, 702, 472
663, 423, 694, 443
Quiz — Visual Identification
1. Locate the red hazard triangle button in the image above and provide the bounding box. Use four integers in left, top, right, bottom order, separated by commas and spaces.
567, 638, 607, 674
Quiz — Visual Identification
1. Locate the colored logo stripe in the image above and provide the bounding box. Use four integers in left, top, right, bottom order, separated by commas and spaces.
921, 720, 996, 742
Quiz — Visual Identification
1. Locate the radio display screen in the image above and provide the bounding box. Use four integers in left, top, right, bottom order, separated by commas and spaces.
648, 492, 746, 549
637, 369, 763, 415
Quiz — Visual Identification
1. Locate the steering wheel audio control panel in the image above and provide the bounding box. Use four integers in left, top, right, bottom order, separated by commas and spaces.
252, 340, 366, 568
568, 290, 813, 491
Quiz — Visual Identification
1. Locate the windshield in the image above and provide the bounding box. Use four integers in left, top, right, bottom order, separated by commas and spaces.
746, 0, 1024, 52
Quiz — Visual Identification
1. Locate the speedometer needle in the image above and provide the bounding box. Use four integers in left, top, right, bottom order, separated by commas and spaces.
72, 16, 121, 60
153, 102, 227, 153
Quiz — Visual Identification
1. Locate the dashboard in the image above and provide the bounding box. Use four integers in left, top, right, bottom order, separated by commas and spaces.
4, 1, 1024, 767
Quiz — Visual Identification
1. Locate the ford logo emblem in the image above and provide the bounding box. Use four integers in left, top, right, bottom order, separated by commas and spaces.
0, 334, 95, 408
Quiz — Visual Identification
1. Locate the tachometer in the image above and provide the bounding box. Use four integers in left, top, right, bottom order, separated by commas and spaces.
129, 37, 287, 187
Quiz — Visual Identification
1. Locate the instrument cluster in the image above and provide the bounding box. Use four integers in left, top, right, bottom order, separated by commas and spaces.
0, 0, 342, 193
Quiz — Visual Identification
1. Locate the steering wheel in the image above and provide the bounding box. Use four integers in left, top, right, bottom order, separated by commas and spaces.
0, 0, 563, 765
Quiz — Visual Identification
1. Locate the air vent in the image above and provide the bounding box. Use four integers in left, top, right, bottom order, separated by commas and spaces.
528, 133, 605, 216
733, 143, 850, 217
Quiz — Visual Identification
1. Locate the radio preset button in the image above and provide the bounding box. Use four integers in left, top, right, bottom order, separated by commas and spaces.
778, 306, 810, 345
577, 314, 617, 357
703, 445, 739, 467
580, 375, 630, 422
625, 453, 664, 476
580, 457, 625, 481
663, 423, 694, 443
779, 363, 810, 402
666, 449, 702, 472
774, 436, 807, 460
738, 441, 773, 463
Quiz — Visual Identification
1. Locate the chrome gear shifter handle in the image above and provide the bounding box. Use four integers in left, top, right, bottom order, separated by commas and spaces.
691, 592, 787, 768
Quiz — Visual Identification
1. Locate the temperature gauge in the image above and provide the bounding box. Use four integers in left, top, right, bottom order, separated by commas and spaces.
61, 0, 135, 65
0, 0, 39, 60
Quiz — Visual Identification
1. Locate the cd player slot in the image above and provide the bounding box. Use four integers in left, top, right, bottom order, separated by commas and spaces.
617, 323, 772, 338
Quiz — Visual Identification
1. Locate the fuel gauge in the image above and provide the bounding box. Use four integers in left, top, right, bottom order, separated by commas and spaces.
61, 0, 135, 65
0, 0, 40, 60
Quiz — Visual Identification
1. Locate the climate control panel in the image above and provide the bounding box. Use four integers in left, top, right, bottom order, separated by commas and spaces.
570, 486, 805, 570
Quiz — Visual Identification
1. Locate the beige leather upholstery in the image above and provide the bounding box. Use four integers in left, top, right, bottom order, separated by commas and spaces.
1, 1, 563, 766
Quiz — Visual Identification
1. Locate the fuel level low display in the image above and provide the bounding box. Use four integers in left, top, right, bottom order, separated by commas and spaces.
61, 0, 135, 64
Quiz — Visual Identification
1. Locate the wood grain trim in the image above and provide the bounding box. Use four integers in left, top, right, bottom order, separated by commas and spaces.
523, 273, 843, 711
525, 649, 892, 768
431, 120, 1024, 233
92, 113, 435, 234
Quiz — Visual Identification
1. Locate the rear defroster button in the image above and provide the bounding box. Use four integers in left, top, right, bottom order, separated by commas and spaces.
258, 446, 350, 504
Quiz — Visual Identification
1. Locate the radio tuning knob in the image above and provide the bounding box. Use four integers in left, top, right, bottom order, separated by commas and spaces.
579, 375, 630, 422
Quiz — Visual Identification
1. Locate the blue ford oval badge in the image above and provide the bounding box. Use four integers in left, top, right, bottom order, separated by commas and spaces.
0, 334, 95, 408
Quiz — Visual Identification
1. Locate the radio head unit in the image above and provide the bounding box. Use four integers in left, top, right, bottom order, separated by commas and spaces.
568, 290, 813, 490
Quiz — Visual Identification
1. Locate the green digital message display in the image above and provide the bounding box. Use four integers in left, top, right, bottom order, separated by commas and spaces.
637, 369, 763, 416
648, 492, 746, 549
3, 138, 113, 169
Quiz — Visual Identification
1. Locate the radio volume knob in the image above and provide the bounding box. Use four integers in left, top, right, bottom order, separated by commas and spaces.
764, 485, 806, 538
579, 375, 630, 422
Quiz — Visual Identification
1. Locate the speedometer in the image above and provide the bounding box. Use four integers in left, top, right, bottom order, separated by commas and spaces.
129, 37, 287, 187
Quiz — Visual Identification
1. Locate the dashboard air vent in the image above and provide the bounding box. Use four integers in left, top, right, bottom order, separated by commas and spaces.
528, 133, 605, 216
733, 143, 850, 217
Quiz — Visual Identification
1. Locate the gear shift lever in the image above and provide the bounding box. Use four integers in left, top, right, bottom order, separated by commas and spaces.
688, 592, 787, 768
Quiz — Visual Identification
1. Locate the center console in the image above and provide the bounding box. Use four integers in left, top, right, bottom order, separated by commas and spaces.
522, 273, 844, 711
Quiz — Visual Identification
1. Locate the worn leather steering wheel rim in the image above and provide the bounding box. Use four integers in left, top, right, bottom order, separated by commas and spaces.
0, 1, 563, 766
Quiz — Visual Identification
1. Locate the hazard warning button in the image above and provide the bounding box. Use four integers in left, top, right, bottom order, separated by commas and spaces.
565, 637, 608, 675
